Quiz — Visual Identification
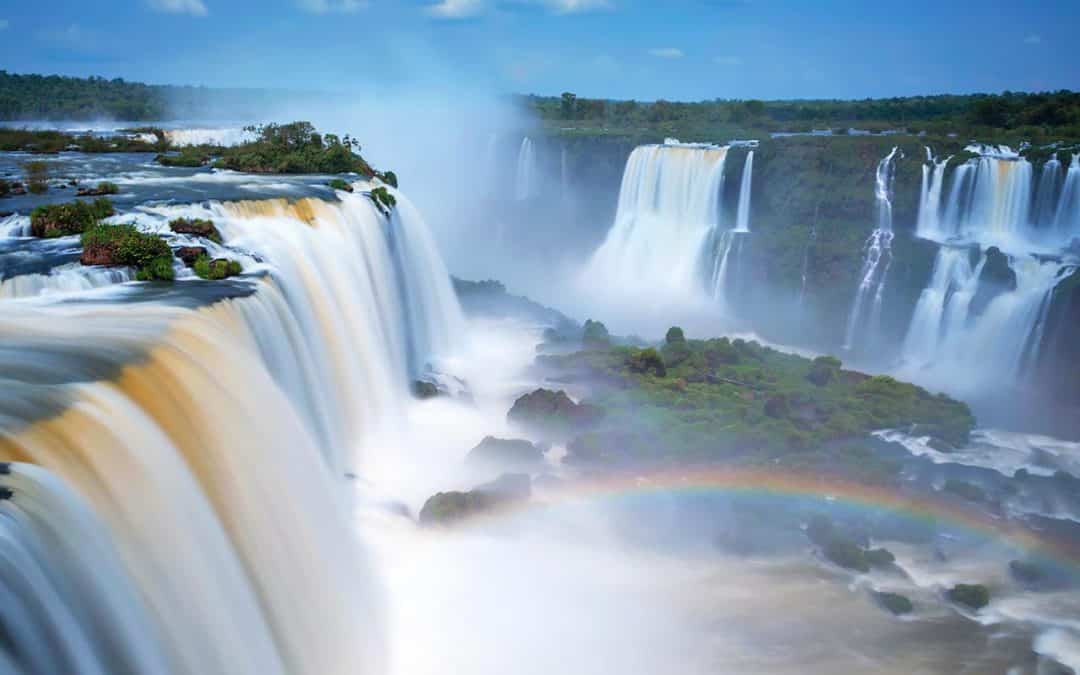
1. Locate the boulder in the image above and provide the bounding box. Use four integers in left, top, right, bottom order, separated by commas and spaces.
507, 388, 604, 438
947, 583, 990, 610
418, 473, 531, 526
466, 436, 545, 471
175, 246, 208, 267
970, 246, 1017, 317
169, 217, 222, 244
873, 591, 913, 615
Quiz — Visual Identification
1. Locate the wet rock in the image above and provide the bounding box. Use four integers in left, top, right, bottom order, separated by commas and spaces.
947, 583, 990, 610
418, 473, 531, 526
175, 246, 208, 267
872, 591, 913, 615
466, 436, 545, 472
169, 217, 222, 244
507, 388, 604, 439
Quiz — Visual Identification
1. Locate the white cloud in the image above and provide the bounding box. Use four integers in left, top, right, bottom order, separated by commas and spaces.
1023, 33, 1042, 44
297, 0, 368, 13
648, 47, 684, 59
713, 55, 741, 66
0, 19, 8, 30
427, 0, 611, 19
427, 0, 485, 18
541, 0, 613, 13
147, 0, 208, 16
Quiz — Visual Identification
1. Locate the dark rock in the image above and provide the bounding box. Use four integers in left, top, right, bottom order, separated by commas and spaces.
865, 548, 896, 568
926, 437, 955, 453
507, 388, 604, 438
970, 246, 1017, 316
412, 380, 441, 399
947, 583, 990, 610
873, 591, 913, 615
169, 217, 222, 243
175, 246, 208, 267
418, 473, 530, 526
466, 436, 545, 471
823, 536, 870, 572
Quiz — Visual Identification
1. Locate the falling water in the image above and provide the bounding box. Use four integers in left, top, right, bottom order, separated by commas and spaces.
734, 151, 754, 233
900, 145, 1080, 395
560, 144, 569, 202
514, 137, 536, 201
0, 185, 465, 675
843, 146, 899, 351
586, 140, 729, 298
915, 149, 950, 240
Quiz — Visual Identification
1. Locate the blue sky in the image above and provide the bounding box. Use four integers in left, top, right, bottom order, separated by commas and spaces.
1, 0, 1076, 100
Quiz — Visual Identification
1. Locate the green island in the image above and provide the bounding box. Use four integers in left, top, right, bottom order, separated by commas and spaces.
532, 322, 974, 481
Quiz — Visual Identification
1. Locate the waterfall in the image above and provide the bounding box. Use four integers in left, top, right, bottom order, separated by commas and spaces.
586, 140, 729, 298
843, 147, 899, 351
560, 144, 570, 205
514, 137, 536, 201
0, 186, 464, 675
915, 149, 950, 240
1, 265, 133, 300
1054, 153, 1080, 242
734, 151, 754, 233
900, 145, 1080, 395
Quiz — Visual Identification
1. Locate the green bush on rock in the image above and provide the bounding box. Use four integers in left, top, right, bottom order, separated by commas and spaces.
369, 186, 396, 214
947, 584, 990, 610
169, 217, 222, 244
507, 388, 604, 438
625, 348, 667, 377
328, 178, 354, 193
31, 199, 115, 237
193, 256, 242, 280
582, 319, 611, 348
80, 223, 174, 281
873, 591, 913, 615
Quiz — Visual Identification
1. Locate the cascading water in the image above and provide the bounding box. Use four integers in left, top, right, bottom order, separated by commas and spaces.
586, 140, 729, 299
1055, 153, 1080, 240
734, 151, 754, 233
901, 145, 1080, 395
843, 147, 899, 352
0, 184, 464, 675
514, 137, 536, 201
916, 148, 950, 240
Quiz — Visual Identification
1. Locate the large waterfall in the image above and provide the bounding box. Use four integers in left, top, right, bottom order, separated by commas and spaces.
843, 147, 899, 351
0, 186, 464, 675
587, 140, 754, 303
901, 147, 1080, 394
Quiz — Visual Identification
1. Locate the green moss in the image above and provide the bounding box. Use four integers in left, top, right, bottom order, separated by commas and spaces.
947, 584, 990, 610
192, 256, 242, 280
30, 199, 115, 237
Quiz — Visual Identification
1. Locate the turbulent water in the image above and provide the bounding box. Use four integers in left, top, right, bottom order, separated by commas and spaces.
0, 181, 463, 675
900, 146, 1080, 395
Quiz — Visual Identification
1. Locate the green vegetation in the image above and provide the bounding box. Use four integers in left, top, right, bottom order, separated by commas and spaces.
0, 127, 164, 154
30, 198, 114, 237
538, 328, 975, 469
169, 217, 222, 244
328, 178, 354, 193
76, 181, 119, 196
873, 592, 914, 616
378, 170, 399, 188
212, 122, 374, 175
527, 90, 1080, 145
369, 186, 397, 214
155, 150, 210, 167
947, 584, 990, 610
24, 161, 49, 194
192, 256, 242, 280
582, 319, 611, 348
80, 223, 174, 281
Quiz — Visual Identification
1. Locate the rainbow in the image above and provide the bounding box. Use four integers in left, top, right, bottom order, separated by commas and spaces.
471, 466, 1080, 566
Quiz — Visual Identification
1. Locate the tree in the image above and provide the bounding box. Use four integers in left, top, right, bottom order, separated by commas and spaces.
560, 92, 578, 120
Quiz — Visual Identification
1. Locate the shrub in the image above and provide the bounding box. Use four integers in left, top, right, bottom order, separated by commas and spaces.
369, 186, 397, 214
193, 256, 242, 280
97, 181, 119, 195
626, 348, 667, 377
582, 319, 610, 347
823, 537, 869, 572
808, 355, 842, 386
156, 152, 208, 168
665, 326, 686, 344
328, 178, 354, 192
873, 592, 913, 615
135, 256, 176, 281
30, 199, 115, 237
24, 161, 49, 194
380, 170, 399, 188
169, 217, 222, 244
81, 224, 172, 267
947, 584, 990, 610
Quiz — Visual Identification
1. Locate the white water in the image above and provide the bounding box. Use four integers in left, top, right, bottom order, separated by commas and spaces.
0, 185, 465, 675
0, 264, 133, 299
901, 146, 1080, 393
586, 140, 729, 299
734, 151, 754, 233
514, 137, 536, 201
843, 147, 898, 351
164, 128, 254, 148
